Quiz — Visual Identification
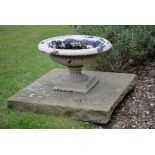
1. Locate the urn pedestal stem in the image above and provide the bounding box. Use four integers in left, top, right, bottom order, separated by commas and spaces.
68, 66, 88, 82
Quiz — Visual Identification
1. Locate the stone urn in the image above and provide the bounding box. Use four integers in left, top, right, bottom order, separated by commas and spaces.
38, 35, 112, 93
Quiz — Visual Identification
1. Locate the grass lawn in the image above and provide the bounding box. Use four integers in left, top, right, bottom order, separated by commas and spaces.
0, 25, 94, 128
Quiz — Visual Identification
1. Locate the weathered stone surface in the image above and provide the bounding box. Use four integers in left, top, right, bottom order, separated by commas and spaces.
7, 69, 137, 124
52, 71, 98, 93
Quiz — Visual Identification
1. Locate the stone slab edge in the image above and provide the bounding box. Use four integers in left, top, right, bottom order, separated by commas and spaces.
7, 70, 138, 124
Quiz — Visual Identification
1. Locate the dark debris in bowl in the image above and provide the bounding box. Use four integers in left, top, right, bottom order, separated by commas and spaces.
48, 38, 103, 50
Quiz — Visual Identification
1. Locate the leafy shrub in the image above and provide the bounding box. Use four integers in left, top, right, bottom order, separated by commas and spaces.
73, 25, 155, 72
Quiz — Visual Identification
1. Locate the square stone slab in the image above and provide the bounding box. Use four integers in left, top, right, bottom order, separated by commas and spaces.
7, 69, 137, 124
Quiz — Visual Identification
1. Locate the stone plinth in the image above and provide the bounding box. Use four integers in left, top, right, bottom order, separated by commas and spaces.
8, 69, 137, 124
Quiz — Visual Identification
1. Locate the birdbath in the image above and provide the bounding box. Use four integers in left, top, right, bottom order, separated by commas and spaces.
38, 35, 112, 93
7, 34, 137, 125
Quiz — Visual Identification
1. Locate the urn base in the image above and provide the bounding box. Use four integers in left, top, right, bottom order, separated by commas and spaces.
52, 71, 98, 93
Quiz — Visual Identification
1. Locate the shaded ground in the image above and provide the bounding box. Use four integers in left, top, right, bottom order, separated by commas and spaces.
97, 58, 155, 129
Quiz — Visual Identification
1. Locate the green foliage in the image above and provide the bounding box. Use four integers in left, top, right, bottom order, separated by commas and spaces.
74, 25, 155, 71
